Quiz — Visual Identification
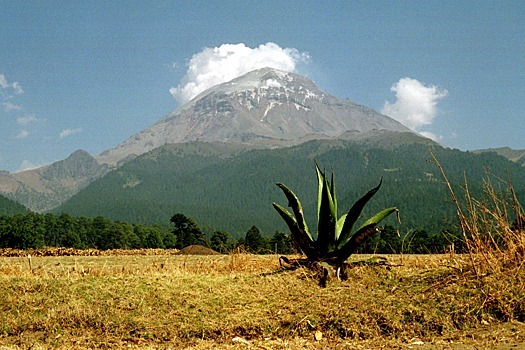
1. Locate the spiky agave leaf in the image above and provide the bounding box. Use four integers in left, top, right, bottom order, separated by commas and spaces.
329, 207, 399, 265
272, 202, 317, 260
335, 214, 347, 239
328, 224, 380, 265
275, 182, 313, 242
330, 168, 337, 219
315, 161, 324, 222
357, 207, 400, 231
316, 170, 337, 255
336, 179, 383, 245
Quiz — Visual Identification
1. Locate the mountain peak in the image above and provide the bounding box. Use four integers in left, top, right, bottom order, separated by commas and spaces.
96, 68, 416, 166
194, 67, 317, 99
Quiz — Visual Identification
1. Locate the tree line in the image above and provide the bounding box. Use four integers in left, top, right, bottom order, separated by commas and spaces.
0, 212, 175, 250
0, 211, 465, 254
170, 213, 464, 255
0, 212, 295, 254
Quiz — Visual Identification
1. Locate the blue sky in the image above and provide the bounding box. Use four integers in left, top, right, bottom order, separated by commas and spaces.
1, 1, 524, 172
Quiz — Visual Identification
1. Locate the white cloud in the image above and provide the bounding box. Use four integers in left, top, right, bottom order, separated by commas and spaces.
15, 130, 29, 139
0, 74, 8, 89
16, 115, 39, 125
382, 78, 448, 134
60, 128, 83, 139
0, 73, 23, 95
170, 42, 309, 103
1, 73, 24, 116
12, 81, 24, 95
3, 102, 22, 111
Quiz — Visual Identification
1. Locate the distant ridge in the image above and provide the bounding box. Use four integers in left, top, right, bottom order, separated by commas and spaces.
0, 150, 108, 212
473, 147, 525, 166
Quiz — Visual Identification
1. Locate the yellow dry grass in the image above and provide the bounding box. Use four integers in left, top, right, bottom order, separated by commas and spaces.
1, 251, 524, 349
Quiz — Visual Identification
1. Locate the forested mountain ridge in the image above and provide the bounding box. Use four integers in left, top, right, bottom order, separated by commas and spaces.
473, 147, 525, 167
0, 192, 29, 215
54, 140, 525, 238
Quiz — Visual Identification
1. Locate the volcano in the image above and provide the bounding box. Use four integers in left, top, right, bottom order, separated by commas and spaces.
96, 68, 415, 166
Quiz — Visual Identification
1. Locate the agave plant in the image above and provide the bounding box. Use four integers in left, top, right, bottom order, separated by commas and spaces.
273, 162, 398, 268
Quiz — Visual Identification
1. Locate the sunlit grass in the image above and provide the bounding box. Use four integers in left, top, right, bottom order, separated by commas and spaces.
1, 251, 524, 349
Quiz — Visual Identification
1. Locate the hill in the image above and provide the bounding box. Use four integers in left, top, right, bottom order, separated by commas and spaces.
54, 140, 525, 237
0, 192, 29, 215
0, 150, 109, 212
473, 147, 525, 166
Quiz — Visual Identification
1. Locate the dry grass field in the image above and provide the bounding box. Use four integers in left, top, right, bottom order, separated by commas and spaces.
1, 249, 525, 349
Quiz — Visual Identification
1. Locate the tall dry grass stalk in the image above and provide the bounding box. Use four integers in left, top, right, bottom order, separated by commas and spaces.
431, 151, 525, 277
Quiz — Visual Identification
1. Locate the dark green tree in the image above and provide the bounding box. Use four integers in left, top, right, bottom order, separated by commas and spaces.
408, 229, 432, 254
7, 213, 45, 249
92, 216, 112, 249
144, 226, 165, 248
378, 225, 403, 253
56, 213, 82, 248
210, 230, 234, 253
170, 213, 208, 248
244, 225, 269, 254
269, 231, 293, 254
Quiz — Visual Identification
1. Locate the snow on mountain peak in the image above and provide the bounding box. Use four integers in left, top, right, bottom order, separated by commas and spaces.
96, 67, 414, 166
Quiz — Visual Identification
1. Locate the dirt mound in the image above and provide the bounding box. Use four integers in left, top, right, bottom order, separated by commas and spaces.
177, 245, 222, 255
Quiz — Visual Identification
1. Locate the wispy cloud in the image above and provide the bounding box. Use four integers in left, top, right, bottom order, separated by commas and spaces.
1, 73, 25, 119
170, 42, 310, 103
16, 115, 40, 125
15, 130, 29, 139
59, 128, 83, 139
0, 73, 24, 96
0, 74, 9, 89
3, 101, 22, 111
382, 78, 447, 141
11, 81, 24, 95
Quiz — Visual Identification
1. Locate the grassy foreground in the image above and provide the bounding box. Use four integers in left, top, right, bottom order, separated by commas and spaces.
1, 251, 525, 349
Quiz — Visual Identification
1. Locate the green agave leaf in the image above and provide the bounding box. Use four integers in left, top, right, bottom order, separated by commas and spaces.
328, 207, 398, 264
276, 183, 313, 242
316, 172, 337, 254
357, 207, 399, 231
329, 224, 381, 265
272, 202, 299, 234
272, 202, 317, 260
336, 179, 383, 246
330, 169, 337, 220
335, 214, 347, 238
315, 161, 324, 222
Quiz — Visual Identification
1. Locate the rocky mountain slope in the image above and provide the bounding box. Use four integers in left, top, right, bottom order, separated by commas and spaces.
96, 68, 418, 166
0, 150, 108, 212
